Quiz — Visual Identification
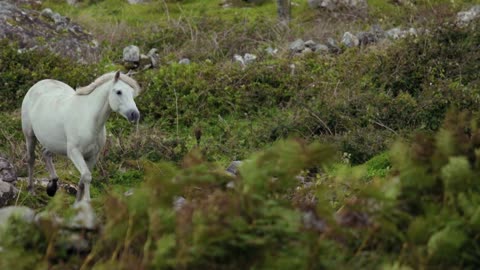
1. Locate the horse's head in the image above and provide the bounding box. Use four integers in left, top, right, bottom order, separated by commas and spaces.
109, 71, 140, 123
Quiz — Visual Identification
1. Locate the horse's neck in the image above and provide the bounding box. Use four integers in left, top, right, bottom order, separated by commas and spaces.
81, 82, 112, 132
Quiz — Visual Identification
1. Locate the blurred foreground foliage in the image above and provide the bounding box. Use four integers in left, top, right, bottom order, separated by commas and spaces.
2, 111, 480, 269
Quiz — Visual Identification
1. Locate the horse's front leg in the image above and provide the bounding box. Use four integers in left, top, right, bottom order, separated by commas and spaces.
83, 155, 99, 202
67, 147, 91, 203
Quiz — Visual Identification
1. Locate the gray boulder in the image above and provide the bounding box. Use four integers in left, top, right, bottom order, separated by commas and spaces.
123, 45, 141, 63
341, 32, 359, 47
0, 182, 18, 207
289, 39, 305, 53
0, 156, 16, 183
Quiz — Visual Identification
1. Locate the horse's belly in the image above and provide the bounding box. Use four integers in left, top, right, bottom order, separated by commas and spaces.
33, 125, 68, 155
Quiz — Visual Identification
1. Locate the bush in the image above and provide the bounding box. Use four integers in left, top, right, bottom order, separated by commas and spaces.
0, 41, 101, 111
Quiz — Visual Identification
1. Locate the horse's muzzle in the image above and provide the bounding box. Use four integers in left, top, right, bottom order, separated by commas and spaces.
127, 110, 140, 122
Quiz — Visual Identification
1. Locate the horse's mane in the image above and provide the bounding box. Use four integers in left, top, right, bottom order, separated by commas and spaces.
75, 72, 141, 96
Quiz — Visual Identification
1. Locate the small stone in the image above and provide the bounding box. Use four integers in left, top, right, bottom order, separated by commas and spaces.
313, 44, 329, 54
147, 48, 159, 68
0, 181, 18, 207
243, 53, 257, 64
173, 196, 186, 211
179, 58, 191, 65
234, 54, 245, 66
304, 40, 316, 48
265, 47, 278, 55
123, 45, 141, 63
371, 24, 385, 39
289, 39, 305, 53
356, 31, 377, 46
386, 27, 405, 40
0, 156, 17, 183
40, 8, 54, 19
326, 38, 340, 53
302, 47, 313, 54
341, 32, 359, 48
226, 161, 243, 176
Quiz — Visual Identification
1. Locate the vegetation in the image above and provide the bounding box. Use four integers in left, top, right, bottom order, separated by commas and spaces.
1, 0, 480, 269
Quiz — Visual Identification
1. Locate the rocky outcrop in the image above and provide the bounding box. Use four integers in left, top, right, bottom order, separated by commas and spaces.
0, 1, 99, 62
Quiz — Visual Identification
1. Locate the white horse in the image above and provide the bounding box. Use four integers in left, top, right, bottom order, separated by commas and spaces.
21, 71, 141, 203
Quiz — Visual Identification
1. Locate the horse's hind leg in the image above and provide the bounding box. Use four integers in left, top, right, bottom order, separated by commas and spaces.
25, 131, 37, 194
42, 149, 58, 181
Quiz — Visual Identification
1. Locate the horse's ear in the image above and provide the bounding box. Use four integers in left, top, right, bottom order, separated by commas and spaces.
114, 71, 121, 82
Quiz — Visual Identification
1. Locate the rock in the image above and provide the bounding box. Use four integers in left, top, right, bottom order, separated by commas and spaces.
356, 31, 377, 46
147, 48, 159, 67
457, 5, 480, 26
234, 54, 245, 66
179, 58, 191, 65
0, 181, 18, 207
123, 45, 141, 63
302, 210, 328, 232
69, 200, 96, 230
326, 37, 341, 53
265, 46, 278, 55
408, 27, 418, 36
0, 206, 35, 231
304, 40, 316, 48
371, 24, 386, 40
313, 43, 329, 54
302, 47, 313, 54
0, 3, 98, 62
243, 53, 257, 64
226, 161, 243, 176
66, 0, 79, 5
233, 54, 256, 66
386, 27, 405, 40
289, 38, 305, 53
124, 188, 134, 197
307, 0, 367, 11
341, 32, 359, 47
173, 196, 186, 211
128, 0, 147, 4
0, 156, 17, 183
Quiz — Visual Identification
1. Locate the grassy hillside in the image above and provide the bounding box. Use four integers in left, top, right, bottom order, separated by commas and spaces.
2, 0, 480, 268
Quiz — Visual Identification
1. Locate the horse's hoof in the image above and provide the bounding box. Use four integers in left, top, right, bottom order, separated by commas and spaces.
46, 179, 58, 197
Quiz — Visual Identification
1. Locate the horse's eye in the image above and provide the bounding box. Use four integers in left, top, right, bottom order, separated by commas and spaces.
116, 90, 122, 95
